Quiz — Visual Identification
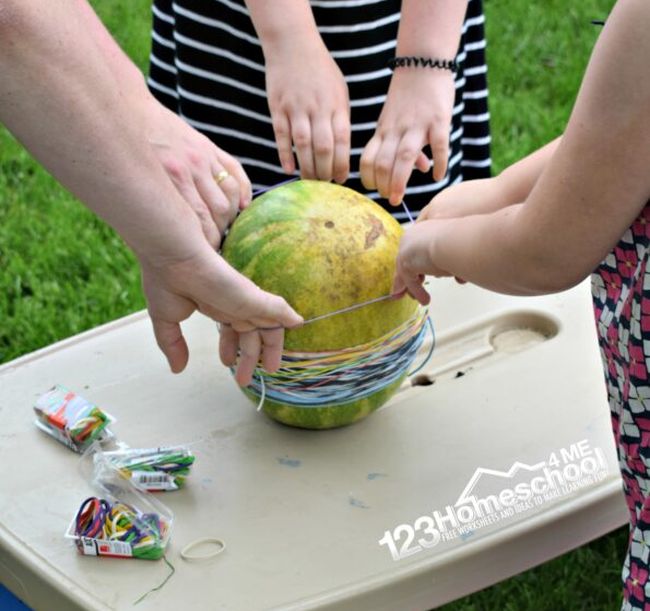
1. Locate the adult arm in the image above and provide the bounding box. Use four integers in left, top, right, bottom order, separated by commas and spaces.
76, 0, 252, 237
0, 0, 302, 384
394, 0, 650, 300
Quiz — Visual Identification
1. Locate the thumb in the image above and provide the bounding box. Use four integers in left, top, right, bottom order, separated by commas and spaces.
259, 293, 304, 329
151, 317, 189, 373
429, 130, 449, 182
391, 270, 408, 297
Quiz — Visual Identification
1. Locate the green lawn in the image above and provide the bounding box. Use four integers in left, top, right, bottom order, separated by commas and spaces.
0, 0, 627, 609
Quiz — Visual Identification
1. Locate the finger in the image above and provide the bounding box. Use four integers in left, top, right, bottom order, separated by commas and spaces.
217, 173, 241, 221
199, 303, 259, 334
195, 169, 238, 235
235, 331, 262, 387
391, 271, 408, 297
291, 115, 315, 179
225, 297, 303, 334
151, 317, 189, 373
217, 152, 253, 209
389, 131, 423, 206
219, 324, 239, 367
415, 152, 431, 173
178, 187, 222, 248
253, 292, 304, 329
429, 128, 450, 182
311, 116, 334, 182
211, 164, 241, 217
260, 328, 285, 373
359, 135, 381, 190
163, 161, 221, 248
229, 320, 258, 334
416, 204, 436, 222
332, 110, 350, 184
199, 271, 303, 331
271, 112, 296, 175
373, 136, 400, 203
403, 274, 431, 306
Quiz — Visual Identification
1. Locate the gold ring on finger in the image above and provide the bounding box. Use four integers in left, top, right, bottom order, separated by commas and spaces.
214, 170, 230, 185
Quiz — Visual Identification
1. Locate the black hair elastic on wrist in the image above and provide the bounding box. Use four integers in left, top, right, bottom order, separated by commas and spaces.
387, 56, 458, 73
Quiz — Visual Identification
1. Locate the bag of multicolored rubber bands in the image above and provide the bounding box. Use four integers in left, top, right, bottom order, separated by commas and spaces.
97, 445, 196, 492
33, 384, 116, 452
34, 385, 196, 492
32, 385, 203, 563
65, 454, 174, 560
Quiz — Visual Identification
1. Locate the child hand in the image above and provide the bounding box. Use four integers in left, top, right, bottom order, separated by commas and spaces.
419, 177, 510, 222
393, 220, 455, 305
360, 69, 455, 205
264, 38, 350, 184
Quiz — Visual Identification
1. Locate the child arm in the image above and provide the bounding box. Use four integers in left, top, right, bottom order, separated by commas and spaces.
361, 0, 468, 204
421, 138, 562, 221
395, 0, 650, 299
0, 0, 302, 380
244, 0, 350, 183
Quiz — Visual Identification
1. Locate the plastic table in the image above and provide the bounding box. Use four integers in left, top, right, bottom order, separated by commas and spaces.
0, 279, 628, 610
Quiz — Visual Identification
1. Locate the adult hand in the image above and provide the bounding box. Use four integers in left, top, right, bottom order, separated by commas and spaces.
360, 69, 456, 205
147, 104, 253, 247
140, 245, 303, 387
265, 38, 350, 183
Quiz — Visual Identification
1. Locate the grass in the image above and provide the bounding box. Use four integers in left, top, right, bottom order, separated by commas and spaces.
0, 0, 627, 609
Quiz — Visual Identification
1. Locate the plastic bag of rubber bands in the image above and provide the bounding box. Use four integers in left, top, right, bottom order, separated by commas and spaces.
94, 444, 196, 492
65, 459, 174, 560
33, 384, 115, 453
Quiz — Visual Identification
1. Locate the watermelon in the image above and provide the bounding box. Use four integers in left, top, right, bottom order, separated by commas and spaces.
221, 179, 419, 429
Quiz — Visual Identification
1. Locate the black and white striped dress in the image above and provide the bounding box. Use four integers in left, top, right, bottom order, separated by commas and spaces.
149, 0, 491, 221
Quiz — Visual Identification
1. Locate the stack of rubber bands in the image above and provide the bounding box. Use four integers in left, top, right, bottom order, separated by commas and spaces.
250, 306, 434, 408
100, 446, 196, 492
33, 385, 114, 452
72, 496, 170, 560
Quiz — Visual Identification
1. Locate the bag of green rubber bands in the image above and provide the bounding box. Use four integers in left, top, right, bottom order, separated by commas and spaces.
97, 445, 196, 492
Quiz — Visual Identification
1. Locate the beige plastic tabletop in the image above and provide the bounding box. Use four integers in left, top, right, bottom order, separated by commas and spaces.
0, 278, 628, 611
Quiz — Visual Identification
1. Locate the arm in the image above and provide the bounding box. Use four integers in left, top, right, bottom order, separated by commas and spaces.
77, 0, 252, 232
394, 0, 650, 299
0, 0, 302, 384
361, 0, 468, 204
420, 138, 561, 221
244, 0, 350, 183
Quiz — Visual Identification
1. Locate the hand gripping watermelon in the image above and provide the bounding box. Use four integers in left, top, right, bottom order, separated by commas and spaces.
221, 179, 421, 429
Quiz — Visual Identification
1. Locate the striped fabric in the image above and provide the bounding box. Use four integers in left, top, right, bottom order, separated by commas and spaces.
149, 0, 491, 220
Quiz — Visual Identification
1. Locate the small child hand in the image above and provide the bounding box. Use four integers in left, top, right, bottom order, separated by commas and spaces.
393, 221, 455, 305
